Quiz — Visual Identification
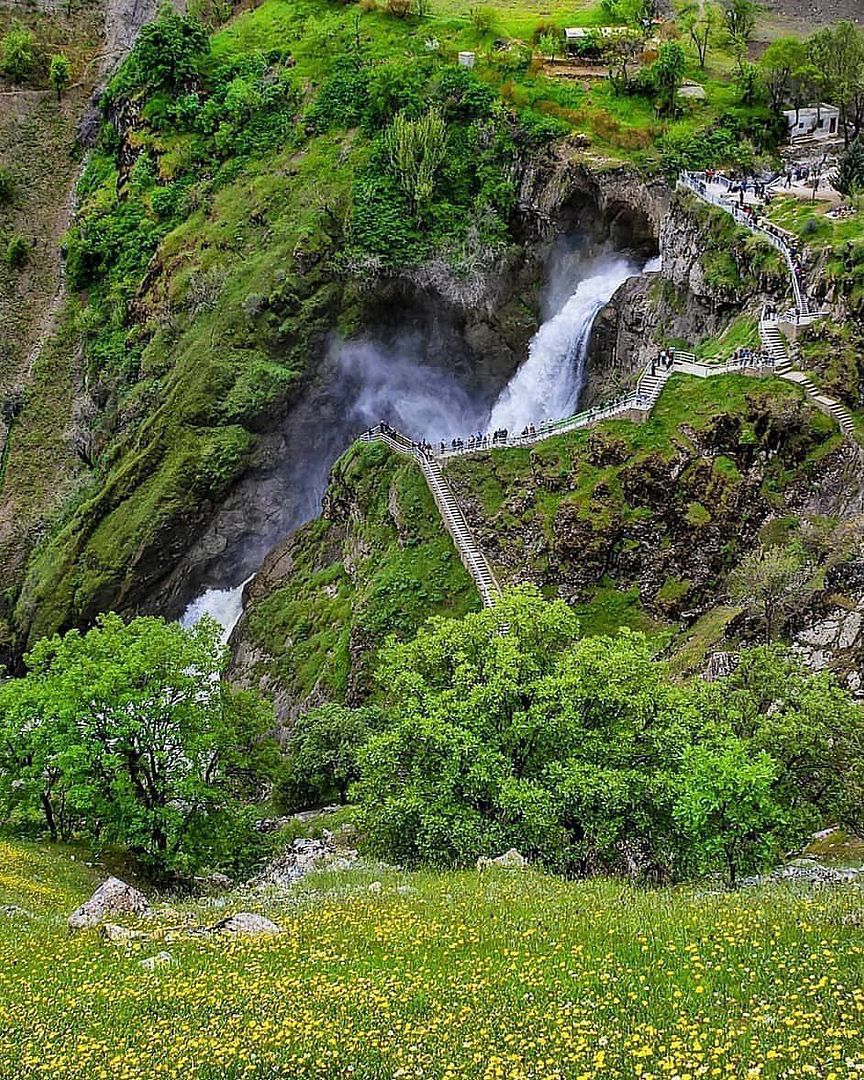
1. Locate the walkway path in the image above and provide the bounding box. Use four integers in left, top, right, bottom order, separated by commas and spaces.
361, 427, 502, 607
361, 171, 858, 606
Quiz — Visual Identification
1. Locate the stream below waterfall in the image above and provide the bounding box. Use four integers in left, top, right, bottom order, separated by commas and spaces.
181, 245, 659, 638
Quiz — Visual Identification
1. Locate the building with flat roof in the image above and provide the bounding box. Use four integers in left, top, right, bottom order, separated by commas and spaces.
783, 104, 841, 142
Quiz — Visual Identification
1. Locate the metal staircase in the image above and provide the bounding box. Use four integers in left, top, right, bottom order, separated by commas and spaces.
361, 426, 502, 607
760, 315, 856, 437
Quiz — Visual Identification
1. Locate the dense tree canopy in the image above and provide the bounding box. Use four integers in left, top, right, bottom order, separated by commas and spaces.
344, 588, 864, 883
0, 614, 276, 874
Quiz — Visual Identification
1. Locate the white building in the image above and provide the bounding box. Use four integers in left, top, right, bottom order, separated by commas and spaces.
784, 104, 841, 142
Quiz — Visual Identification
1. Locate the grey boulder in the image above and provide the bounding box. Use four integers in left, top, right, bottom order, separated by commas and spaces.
68, 877, 149, 930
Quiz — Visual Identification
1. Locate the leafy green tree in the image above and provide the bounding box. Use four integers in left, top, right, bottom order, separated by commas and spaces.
676, 1, 719, 70
694, 647, 864, 838
0, 613, 276, 873
650, 42, 687, 116
736, 61, 760, 107
386, 107, 448, 215
758, 37, 807, 114
49, 54, 71, 101
727, 544, 814, 642
722, 0, 755, 77
352, 589, 864, 880
607, 30, 644, 93
0, 677, 71, 841
1, 24, 35, 83
832, 137, 864, 205
285, 703, 383, 805
538, 30, 561, 65
356, 588, 699, 875
808, 21, 864, 145
673, 742, 786, 885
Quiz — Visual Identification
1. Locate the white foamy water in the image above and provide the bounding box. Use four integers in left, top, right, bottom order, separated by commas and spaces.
487, 254, 642, 433
180, 577, 252, 642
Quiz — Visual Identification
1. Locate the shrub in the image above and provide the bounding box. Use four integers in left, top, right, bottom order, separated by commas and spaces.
386, 107, 447, 214
468, 6, 495, 33
281, 704, 384, 808
386, 0, 411, 16
5, 234, 28, 269
108, 9, 209, 98
1, 24, 35, 83
306, 59, 369, 132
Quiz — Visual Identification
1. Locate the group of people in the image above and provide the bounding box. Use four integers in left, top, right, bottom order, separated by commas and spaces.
440, 428, 511, 454
650, 349, 676, 375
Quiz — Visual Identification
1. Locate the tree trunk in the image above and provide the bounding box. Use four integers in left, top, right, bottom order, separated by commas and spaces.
40, 792, 58, 842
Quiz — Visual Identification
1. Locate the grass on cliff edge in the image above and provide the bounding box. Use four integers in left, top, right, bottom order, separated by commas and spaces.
1, 836, 864, 1079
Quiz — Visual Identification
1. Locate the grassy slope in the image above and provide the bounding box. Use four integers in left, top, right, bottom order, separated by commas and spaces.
1, 836, 864, 1078
0, 1, 103, 644
240, 440, 479, 707
444, 373, 838, 649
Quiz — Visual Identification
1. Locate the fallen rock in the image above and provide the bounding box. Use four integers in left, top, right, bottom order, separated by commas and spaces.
68, 877, 149, 930
206, 912, 281, 936
476, 848, 528, 871
139, 951, 174, 970
247, 835, 358, 890
740, 859, 864, 888
100, 922, 148, 944
193, 872, 234, 895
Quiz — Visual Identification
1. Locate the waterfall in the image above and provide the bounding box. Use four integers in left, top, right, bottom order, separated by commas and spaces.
180, 577, 251, 642
180, 247, 659, 639
487, 253, 644, 434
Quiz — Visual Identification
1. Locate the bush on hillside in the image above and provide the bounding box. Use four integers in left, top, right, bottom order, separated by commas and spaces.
0, 166, 13, 205
5, 234, 28, 269
340, 588, 864, 883
108, 8, 210, 99
1, 24, 35, 84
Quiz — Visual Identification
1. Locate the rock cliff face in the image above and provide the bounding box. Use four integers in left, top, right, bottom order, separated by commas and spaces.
445, 385, 838, 619
583, 190, 790, 405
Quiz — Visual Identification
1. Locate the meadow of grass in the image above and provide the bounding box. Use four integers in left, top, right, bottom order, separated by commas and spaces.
1, 837, 863, 1079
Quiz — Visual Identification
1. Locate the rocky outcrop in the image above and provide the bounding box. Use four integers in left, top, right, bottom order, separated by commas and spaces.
517, 141, 668, 251
477, 848, 528, 871
68, 877, 149, 930
449, 390, 840, 622
583, 272, 660, 406
247, 834, 358, 889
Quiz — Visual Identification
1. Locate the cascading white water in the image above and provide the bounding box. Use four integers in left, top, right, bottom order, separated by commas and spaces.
487, 253, 643, 434
179, 336, 492, 639
180, 578, 251, 642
